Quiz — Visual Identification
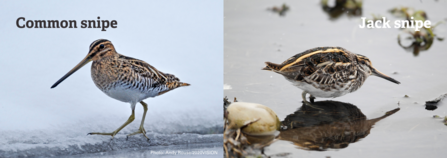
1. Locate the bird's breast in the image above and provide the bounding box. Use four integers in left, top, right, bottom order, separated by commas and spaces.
91, 59, 121, 91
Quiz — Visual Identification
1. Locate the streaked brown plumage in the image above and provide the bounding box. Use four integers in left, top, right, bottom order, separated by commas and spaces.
263, 47, 399, 109
88, 40, 188, 97
51, 39, 189, 140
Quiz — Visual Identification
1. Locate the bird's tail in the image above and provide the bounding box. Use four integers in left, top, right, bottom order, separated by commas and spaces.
262, 62, 282, 71
180, 82, 190, 87
157, 81, 190, 96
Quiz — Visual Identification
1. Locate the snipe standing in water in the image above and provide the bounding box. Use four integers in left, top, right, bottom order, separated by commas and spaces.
262, 47, 400, 110
51, 39, 190, 140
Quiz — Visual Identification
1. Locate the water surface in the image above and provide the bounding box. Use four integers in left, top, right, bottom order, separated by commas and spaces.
225, 0, 447, 157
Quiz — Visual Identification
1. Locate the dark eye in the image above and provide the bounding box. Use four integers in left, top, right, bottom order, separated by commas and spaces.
99, 44, 104, 49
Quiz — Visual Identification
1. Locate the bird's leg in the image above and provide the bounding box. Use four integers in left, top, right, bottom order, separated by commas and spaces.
301, 91, 323, 110
127, 101, 150, 140
88, 110, 135, 139
309, 95, 316, 103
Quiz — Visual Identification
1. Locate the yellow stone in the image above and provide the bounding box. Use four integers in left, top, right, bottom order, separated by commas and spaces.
227, 102, 280, 135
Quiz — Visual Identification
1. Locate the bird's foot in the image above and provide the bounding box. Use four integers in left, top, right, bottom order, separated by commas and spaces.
127, 126, 150, 141
301, 91, 322, 110
303, 101, 324, 110
309, 95, 316, 103
88, 131, 118, 139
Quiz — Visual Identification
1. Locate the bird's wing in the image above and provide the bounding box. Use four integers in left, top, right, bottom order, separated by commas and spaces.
118, 54, 169, 82
278, 48, 354, 83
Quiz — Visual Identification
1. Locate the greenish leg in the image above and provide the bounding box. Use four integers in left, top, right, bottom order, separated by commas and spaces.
127, 101, 150, 140
88, 110, 135, 139
302, 91, 323, 110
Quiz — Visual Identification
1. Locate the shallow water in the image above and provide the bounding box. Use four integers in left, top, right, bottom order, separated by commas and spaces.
225, 0, 447, 157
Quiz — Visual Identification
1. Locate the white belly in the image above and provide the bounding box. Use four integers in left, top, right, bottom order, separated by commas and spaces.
103, 85, 159, 103
286, 78, 351, 98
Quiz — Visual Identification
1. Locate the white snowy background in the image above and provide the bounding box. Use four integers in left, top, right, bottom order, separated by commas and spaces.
0, 0, 223, 157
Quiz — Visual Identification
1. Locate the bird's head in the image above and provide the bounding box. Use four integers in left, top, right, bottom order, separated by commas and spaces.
51, 39, 116, 88
87, 39, 116, 61
356, 54, 400, 84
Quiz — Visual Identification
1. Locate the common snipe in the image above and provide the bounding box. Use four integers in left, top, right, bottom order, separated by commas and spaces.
51, 39, 190, 140
263, 47, 400, 110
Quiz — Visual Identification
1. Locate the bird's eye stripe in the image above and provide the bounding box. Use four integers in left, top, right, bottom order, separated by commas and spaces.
89, 39, 109, 52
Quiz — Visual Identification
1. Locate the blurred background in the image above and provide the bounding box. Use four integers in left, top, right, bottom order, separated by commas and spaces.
0, 0, 223, 157
225, 0, 447, 157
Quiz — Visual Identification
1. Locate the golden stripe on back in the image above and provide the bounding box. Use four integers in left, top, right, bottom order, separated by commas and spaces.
280, 47, 350, 71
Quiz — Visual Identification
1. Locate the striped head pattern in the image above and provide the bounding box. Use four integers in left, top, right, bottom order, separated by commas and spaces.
355, 54, 400, 84
51, 39, 116, 88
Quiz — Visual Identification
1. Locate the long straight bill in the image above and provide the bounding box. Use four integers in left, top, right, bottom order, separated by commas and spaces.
51, 56, 92, 88
372, 68, 400, 84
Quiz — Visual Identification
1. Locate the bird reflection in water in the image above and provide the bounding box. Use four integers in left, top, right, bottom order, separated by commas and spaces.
278, 100, 399, 151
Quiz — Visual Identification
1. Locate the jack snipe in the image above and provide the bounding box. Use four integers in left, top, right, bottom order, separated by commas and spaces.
262, 47, 400, 110
51, 39, 190, 140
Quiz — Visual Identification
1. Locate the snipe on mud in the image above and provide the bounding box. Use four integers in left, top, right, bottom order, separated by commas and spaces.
262, 47, 400, 110
51, 39, 190, 140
